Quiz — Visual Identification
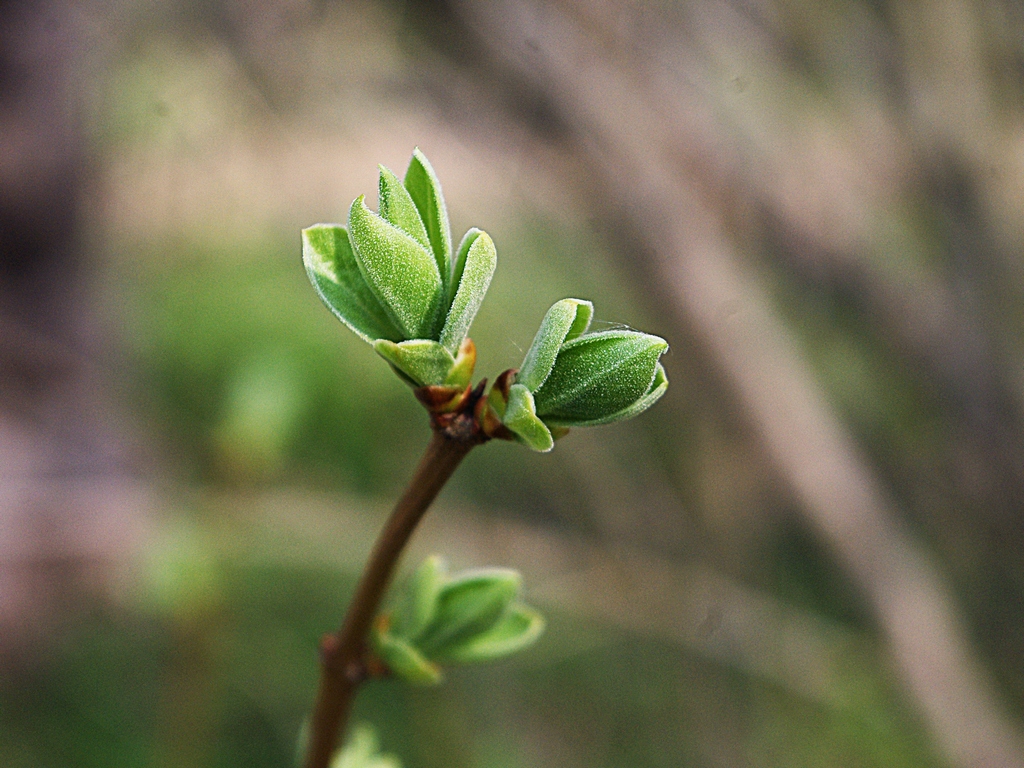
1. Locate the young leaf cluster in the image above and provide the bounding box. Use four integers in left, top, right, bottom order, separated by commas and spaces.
302, 148, 669, 450
496, 298, 668, 452
371, 556, 545, 685
300, 150, 671, 768
302, 149, 495, 388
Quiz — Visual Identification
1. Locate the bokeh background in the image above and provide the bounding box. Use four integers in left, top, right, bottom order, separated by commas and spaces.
4, 0, 1024, 766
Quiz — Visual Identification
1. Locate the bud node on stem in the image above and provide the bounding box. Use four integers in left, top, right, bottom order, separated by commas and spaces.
422, 379, 492, 445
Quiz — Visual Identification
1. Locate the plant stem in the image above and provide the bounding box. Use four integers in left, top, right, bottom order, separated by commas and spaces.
303, 430, 475, 768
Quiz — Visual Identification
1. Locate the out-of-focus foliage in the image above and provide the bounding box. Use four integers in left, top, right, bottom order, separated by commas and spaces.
0, 510, 942, 767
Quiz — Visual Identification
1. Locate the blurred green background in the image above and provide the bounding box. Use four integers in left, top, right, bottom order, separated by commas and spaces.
4, 0, 1024, 766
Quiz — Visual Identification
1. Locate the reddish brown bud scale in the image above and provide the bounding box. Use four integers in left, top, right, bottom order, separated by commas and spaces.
414, 383, 470, 413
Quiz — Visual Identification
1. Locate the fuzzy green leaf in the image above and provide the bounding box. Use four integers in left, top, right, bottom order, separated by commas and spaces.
391, 556, 446, 640
404, 149, 451, 290
373, 339, 455, 387
434, 603, 545, 664
301, 225, 403, 343
438, 230, 496, 352
547, 362, 669, 427
372, 630, 442, 686
448, 228, 481, 307
349, 196, 444, 340
415, 569, 521, 655
517, 299, 594, 392
378, 165, 431, 252
533, 330, 668, 423
502, 384, 554, 452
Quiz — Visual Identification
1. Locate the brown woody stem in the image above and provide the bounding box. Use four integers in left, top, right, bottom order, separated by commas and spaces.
303, 405, 486, 768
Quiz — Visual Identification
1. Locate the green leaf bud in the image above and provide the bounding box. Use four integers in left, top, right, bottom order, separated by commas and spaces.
375, 558, 545, 682
534, 330, 668, 424
303, 151, 496, 398
348, 195, 444, 340
404, 148, 452, 288
301, 225, 403, 344
415, 568, 521, 655
504, 300, 668, 449
434, 603, 546, 664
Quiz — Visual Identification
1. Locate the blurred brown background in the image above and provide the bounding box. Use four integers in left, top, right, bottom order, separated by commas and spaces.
3, 0, 1024, 766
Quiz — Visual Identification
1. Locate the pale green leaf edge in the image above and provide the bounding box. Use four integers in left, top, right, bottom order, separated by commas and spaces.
517, 299, 593, 392
373, 339, 455, 387
301, 225, 403, 344
404, 148, 452, 293
378, 165, 431, 253
448, 228, 481, 309
502, 384, 554, 452
439, 230, 497, 353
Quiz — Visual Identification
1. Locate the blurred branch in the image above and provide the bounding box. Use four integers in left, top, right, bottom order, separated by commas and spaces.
306, 427, 479, 768
0, 0, 141, 656
691, 0, 1024, 527
438, 1, 1024, 765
